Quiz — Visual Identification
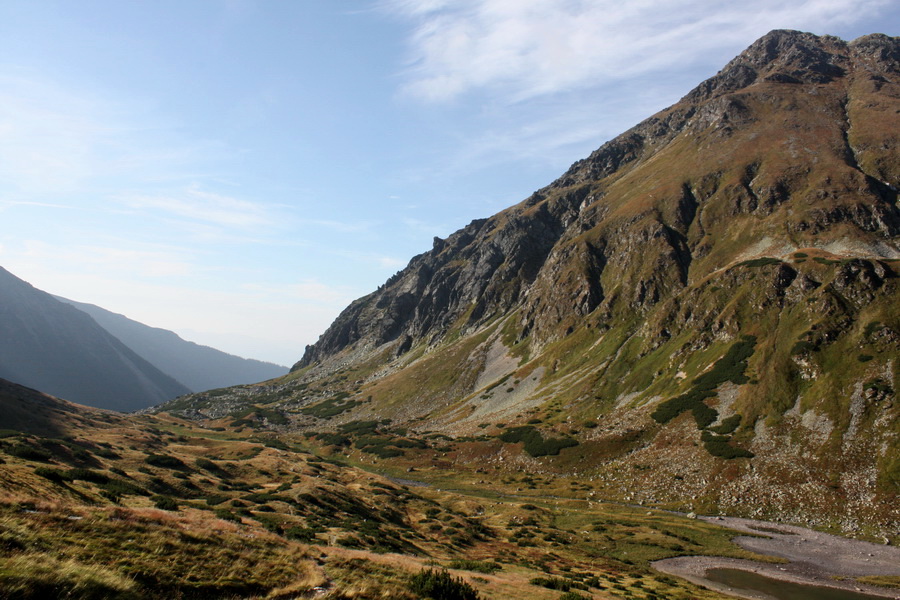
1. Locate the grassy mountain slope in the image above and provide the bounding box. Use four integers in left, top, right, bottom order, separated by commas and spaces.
161, 31, 899, 537
0, 378, 795, 600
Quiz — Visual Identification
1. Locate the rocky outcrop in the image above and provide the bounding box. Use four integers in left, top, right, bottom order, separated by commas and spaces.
295, 30, 900, 372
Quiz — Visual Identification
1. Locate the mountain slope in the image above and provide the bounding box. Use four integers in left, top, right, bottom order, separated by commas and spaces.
57, 297, 287, 392
0, 267, 190, 411
164, 31, 899, 534
296, 30, 899, 368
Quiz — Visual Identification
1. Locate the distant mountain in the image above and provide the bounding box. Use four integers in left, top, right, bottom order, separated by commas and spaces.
57, 297, 287, 393
0, 266, 190, 411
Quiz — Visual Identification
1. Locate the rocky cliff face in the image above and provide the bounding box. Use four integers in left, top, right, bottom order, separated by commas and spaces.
297, 30, 900, 370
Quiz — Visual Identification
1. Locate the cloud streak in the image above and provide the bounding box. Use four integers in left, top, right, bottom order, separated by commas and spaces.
384, 0, 893, 103
122, 185, 274, 230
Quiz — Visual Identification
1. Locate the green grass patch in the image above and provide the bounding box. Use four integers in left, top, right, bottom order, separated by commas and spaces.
737, 257, 782, 268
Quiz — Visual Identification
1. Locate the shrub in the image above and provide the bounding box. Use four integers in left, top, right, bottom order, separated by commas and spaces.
790, 340, 816, 355
100, 479, 147, 497
339, 420, 380, 435
529, 576, 585, 591
152, 496, 178, 511
703, 437, 754, 459
864, 321, 883, 338
865, 379, 894, 396
34, 467, 69, 482
144, 454, 187, 470
409, 569, 481, 600
498, 426, 578, 457
447, 560, 500, 574
652, 336, 756, 426
300, 396, 362, 419
194, 458, 223, 473
212, 507, 240, 522
284, 526, 319, 543
692, 402, 718, 429
256, 408, 288, 425
314, 432, 350, 447
709, 414, 742, 435
6, 443, 52, 462
560, 593, 591, 600
737, 257, 782, 268
67, 468, 110, 484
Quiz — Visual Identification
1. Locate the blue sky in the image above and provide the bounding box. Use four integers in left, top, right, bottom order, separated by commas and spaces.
1, 1, 897, 366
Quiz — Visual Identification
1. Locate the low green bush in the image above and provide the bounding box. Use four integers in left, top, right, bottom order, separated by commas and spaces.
6, 443, 52, 462
214, 508, 241, 522
559, 593, 591, 600
409, 568, 481, 600
498, 426, 578, 457
144, 454, 187, 470
709, 414, 742, 435
652, 336, 756, 426
703, 437, 754, 459
284, 526, 319, 543
152, 496, 178, 511
529, 576, 585, 591
446, 559, 500, 574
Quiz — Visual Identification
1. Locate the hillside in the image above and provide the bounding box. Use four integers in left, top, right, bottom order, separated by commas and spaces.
161, 30, 900, 536
57, 297, 287, 392
2, 28, 900, 600
0, 267, 190, 412
3, 379, 898, 599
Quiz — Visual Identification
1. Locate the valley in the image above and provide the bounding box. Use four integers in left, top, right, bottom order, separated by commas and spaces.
2, 380, 897, 599
1, 28, 899, 600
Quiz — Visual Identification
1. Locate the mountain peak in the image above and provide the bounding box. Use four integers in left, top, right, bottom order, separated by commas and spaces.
294, 28, 900, 372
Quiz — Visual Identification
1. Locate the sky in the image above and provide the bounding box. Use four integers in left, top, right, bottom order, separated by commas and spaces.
0, 1, 897, 367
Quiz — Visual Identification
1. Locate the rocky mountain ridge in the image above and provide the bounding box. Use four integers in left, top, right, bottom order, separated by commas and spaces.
296, 30, 899, 369
164, 30, 899, 534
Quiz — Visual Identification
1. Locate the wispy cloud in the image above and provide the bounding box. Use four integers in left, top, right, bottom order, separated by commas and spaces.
122, 185, 273, 230
383, 0, 893, 103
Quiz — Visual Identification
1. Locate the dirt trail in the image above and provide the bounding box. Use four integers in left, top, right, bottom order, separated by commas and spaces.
653, 516, 900, 599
